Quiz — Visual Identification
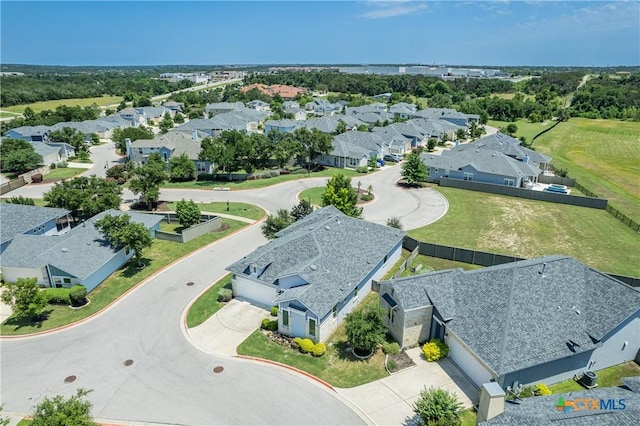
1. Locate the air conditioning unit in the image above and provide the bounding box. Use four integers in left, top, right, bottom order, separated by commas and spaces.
580, 371, 598, 389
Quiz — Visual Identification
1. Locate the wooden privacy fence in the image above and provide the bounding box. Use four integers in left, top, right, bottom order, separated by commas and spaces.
0, 177, 26, 195
402, 237, 639, 287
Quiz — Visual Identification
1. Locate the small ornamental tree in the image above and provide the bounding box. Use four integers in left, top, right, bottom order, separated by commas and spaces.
291, 199, 314, 221
129, 152, 167, 209
169, 153, 196, 181
413, 386, 463, 426
175, 199, 201, 228
31, 388, 98, 426
401, 152, 428, 186
0, 277, 47, 321
345, 305, 387, 354
322, 174, 363, 218
261, 209, 294, 239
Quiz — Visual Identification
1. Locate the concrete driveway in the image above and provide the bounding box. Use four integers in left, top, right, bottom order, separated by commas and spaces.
188, 298, 268, 356
339, 348, 478, 426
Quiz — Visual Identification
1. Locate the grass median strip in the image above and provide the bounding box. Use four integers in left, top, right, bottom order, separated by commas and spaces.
1, 219, 247, 336
164, 201, 265, 221
186, 274, 232, 328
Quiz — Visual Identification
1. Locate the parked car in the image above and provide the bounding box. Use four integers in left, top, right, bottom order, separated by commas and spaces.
383, 154, 402, 163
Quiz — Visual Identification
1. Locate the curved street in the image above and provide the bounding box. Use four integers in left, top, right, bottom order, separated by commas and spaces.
1, 157, 448, 424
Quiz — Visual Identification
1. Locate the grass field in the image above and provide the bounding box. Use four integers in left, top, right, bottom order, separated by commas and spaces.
409, 186, 639, 276
163, 167, 361, 191
2, 95, 124, 113
164, 201, 265, 221
488, 119, 556, 142
532, 118, 640, 222
1, 219, 247, 336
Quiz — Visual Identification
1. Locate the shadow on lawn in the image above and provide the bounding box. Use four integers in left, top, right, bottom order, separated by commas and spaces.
3, 309, 53, 331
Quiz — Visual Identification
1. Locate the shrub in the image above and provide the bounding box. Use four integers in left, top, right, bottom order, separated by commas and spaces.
261, 318, 277, 331
312, 342, 326, 357
360, 194, 373, 202
50, 162, 57, 169
69, 285, 88, 307
386, 217, 403, 229
387, 359, 397, 371
58, 161, 68, 168
31, 173, 43, 183
355, 166, 369, 173
43, 288, 71, 305
534, 383, 552, 396
196, 173, 217, 182
217, 288, 232, 303
413, 386, 463, 426
298, 338, 315, 354
271, 306, 279, 317
382, 341, 401, 356
422, 338, 450, 362
292, 337, 302, 350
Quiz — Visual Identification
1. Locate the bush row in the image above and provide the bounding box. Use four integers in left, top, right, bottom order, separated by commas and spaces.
261, 318, 278, 332
42, 285, 88, 307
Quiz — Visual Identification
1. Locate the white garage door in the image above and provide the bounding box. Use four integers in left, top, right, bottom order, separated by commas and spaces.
448, 334, 494, 387
233, 277, 277, 308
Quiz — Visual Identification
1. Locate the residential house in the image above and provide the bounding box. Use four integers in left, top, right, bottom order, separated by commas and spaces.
411, 108, 478, 127
389, 102, 417, 119
421, 133, 551, 186
31, 141, 65, 166
479, 377, 640, 425
127, 130, 213, 173
294, 116, 365, 134
205, 102, 245, 117
379, 255, 640, 389
1, 210, 163, 292
137, 107, 170, 125
227, 206, 405, 342
345, 104, 388, 116
3, 125, 51, 143
247, 100, 271, 112
317, 131, 388, 169
0, 204, 72, 254
117, 107, 146, 127
49, 120, 119, 141
283, 101, 307, 120
162, 101, 184, 114
373, 93, 392, 101
45, 142, 76, 160
175, 109, 264, 137
304, 99, 342, 116
264, 119, 298, 135
371, 126, 412, 155
283, 101, 300, 110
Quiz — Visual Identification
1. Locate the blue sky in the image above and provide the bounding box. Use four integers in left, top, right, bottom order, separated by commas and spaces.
1, 1, 638, 66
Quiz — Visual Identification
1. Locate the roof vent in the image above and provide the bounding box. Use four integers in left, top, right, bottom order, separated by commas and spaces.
310, 265, 317, 271
61, 248, 69, 253
324, 225, 331, 231
539, 262, 547, 277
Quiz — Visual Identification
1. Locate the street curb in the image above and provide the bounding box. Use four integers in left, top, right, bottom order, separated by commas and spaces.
0, 219, 264, 340
234, 354, 336, 392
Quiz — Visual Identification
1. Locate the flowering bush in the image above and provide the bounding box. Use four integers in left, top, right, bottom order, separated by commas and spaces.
299, 338, 316, 354
312, 342, 327, 357
422, 338, 450, 362
534, 384, 552, 396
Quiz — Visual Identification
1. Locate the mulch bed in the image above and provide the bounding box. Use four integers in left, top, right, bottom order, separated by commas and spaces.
387, 349, 415, 373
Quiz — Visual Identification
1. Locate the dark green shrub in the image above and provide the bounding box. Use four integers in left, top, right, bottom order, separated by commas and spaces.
217, 288, 232, 302
387, 359, 397, 371
69, 285, 87, 307
360, 194, 374, 202
43, 288, 71, 305
382, 341, 401, 356
261, 318, 278, 331
270, 306, 279, 317
355, 166, 368, 173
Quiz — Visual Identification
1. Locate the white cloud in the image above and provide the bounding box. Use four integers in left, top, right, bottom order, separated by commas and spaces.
361, 1, 427, 19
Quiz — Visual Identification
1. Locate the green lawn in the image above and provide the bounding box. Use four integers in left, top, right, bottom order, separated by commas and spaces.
1, 219, 248, 336
0, 111, 22, 118
2, 95, 124, 114
237, 293, 389, 388
549, 362, 640, 394
159, 222, 185, 233
164, 201, 265, 221
298, 187, 325, 206
0, 198, 48, 207
532, 118, 640, 223
186, 274, 232, 328
409, 186, 639, 276
488, 119, 556, 142
42, 167, 85, 182
461, 409, 477, 426
400, 254, 482, 277
162, 167, 361, 191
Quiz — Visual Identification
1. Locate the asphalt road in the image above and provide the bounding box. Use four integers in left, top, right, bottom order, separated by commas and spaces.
0, 224, 365, 425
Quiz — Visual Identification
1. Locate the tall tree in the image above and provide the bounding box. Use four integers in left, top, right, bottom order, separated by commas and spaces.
43, 176, 122, 220
401, 152, 428, 186
293, 127, 333, 173
158, 112, 174, 134
129, 152, 167, 208
31, 388, 98, 426
345, 305, 386, 353
291, 199, 314, 221
94, 214, 153, 268
0, 277, 48, 321
321, 173, 362, 218
49, 127, 89, 153
0, 139, 41, 173
175, 199, 201, 228
111, 126, 154, 154
268, 130, 299, 169
169, 153, 196, 181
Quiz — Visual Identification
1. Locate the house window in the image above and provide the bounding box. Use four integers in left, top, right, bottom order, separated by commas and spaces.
504, 178, 515, 187
308, 318, 316, 338
282, 310, 289, 328
138, 148, 143, 154
388, 308, 395, 323
463, 172, 474, 181
332, 304, 338, 318
63, 278, 71, 284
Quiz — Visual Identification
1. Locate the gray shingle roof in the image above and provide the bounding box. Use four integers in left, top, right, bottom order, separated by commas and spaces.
383, 256, 640, 376
332, 131, 387, 153
421, 150, 541, 179
227, 206, 405, 317
459, 133, 551, 165
130, 130, 205, 160
1, 210, 163, 281
31, 141, 59, 159
481, 377, 640, 425
0, 204, 70, 245
4, 125, 50, 138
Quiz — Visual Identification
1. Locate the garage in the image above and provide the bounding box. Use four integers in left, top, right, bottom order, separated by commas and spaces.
447, 333, 494, 387
232, 275, 278, 308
